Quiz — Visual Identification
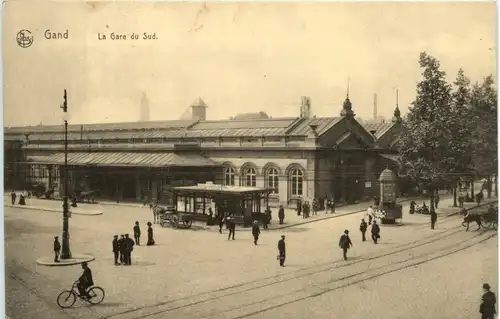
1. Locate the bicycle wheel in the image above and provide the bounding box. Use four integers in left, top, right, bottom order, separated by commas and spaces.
57, 290, 76, 308
87, 286, 105, 305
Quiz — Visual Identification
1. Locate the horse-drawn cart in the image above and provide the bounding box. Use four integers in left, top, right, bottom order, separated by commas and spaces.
159, 211, 194, 229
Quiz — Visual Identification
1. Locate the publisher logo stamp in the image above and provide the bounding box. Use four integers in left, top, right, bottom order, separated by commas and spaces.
16, 29, 33, 48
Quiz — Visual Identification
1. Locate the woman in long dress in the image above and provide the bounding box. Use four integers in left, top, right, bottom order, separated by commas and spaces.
147, 221, 155, 246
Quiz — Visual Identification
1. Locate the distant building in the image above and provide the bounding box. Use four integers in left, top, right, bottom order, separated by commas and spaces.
4, 95, 403, 208
232, 112, 269, 120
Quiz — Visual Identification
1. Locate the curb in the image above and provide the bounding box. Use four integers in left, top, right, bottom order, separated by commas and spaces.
236, 197, 418, 231
36, 254, 95, 267
5, 204, 103, 216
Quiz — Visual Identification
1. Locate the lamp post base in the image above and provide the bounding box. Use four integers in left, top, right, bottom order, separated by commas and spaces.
36, 254, 95, 267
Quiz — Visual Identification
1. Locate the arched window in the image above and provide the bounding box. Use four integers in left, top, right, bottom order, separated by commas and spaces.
290, 169, 303, 196
244, 168, 257, 187
224, 167, 235, 186
267, 168, 279, 194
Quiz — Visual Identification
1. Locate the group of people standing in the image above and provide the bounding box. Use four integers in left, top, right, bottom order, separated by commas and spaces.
110, 221, 155, 266
10, 191, 27, 206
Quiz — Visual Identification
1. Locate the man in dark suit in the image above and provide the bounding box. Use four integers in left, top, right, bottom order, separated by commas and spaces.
53, 236, 61, 262
227, 217, 236, 240
339, 230, 353, 260
119, 234, 126, 264
124, 234, 135, 265
112, 235, 119, 265
277, 235, 286, 267
133, 221, 141, 245
371, 220, 381, 244
480, 283, 496, 319
252, 220, 261, 245
359, 219, 368, 242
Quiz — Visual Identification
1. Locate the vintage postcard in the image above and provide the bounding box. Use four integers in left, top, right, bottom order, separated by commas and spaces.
3, 1, 498, 319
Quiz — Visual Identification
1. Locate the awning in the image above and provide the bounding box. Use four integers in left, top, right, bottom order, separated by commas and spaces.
24, 152, 219, 167
379, 153, 399, 163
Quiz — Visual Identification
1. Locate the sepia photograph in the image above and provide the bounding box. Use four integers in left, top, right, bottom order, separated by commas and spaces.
2, 1, 498, 318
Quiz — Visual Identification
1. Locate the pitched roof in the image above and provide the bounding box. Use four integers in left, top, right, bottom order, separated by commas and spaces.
5, 120, 198, 134
361, 122, 395, 138
190, 97, 208, 108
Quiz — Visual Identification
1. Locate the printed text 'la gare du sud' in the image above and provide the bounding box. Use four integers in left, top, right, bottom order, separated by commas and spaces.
97, 32, 158, 40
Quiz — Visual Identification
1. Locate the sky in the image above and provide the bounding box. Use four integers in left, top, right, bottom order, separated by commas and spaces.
3, 1, 497, 127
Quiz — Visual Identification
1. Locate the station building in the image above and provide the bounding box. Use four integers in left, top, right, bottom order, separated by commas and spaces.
4, 95, 403, 207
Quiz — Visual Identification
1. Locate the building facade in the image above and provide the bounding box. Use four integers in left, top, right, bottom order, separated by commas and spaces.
4, 96, 403, 207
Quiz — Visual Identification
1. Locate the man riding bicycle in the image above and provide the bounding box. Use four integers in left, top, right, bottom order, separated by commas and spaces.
77, 262, 94, 299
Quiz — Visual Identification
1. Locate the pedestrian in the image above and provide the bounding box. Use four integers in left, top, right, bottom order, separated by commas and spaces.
338, 230, 353, 260
480, 283, 496, 319
277, 235, 286, 267
330, 198, 336, 213
278, 205, 285, 224
297, 200, 302, 216
371, 220, 380, 244
366, 206, 375, 225
10, 191, 16, 205
147, 222, 155, 246
218, 212, 225, 233
133, 221, 141, 246
252, 220, 261, 245
227, 217, 236, 240
53, 236, 61, 263
324, 198, 329, 214
262, 209, 270, 230
435, 193, 440, 209
312, 199, 318, 216
430, 210, 437, 229
359, 219, 368, 241
112, 235, 119, 265
409, 201, 416, 214
124, 234, 135, 265
119, 234, 126, 264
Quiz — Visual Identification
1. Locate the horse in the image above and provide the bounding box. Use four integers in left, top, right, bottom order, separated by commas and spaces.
150, 202, 166, 224
462, 213, 482, 231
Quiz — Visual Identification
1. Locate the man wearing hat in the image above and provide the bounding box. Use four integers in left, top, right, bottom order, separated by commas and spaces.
112, 235, 119, 266
227, 216, 236, 240
277, 235, 286, 267
133, 221, 141, 246
338, 230, 353, 260
119, 234, 126, 264
252, 220, 261, 245
53, 236, 61, 263
480, 283, 496, 319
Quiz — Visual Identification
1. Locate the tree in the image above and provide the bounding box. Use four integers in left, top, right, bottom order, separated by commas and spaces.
398, 52, 469, 213
470, 75, 498, 198
449, 68, 474, 206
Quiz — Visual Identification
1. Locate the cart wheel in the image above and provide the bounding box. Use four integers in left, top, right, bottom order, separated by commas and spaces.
183, 220, 193, 228
483, 220, 493, 229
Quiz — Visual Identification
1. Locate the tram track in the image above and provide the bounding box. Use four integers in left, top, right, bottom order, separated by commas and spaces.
122, 229, 496, 319
108, 214, 486, 319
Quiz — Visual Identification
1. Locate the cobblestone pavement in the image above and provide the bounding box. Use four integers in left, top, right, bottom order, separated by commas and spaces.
4, 196, 497, 319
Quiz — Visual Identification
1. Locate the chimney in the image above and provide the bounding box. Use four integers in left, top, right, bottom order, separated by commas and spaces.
300, 96, 311, 118
373, 93, 378, 120
190, 97, 208, 121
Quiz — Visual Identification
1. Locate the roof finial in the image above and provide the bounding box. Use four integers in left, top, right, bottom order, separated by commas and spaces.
346, 77, 350, 98
392, 87, 402, 123
396, 88, 399, 108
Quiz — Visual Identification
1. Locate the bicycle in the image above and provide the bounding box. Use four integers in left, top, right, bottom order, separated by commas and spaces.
56, 281, 105, 308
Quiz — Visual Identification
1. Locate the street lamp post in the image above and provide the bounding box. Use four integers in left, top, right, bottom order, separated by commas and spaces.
61, 89, 72, 259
